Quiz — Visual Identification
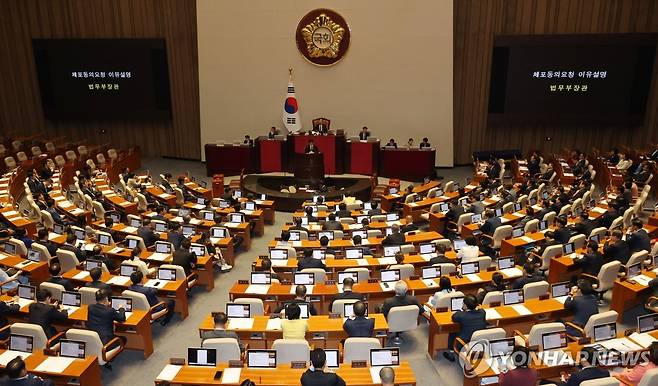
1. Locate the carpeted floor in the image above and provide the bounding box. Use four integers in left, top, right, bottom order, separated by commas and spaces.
100, 158, 649, 386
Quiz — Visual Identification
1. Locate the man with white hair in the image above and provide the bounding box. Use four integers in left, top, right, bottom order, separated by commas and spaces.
382, 223, 405, 246
381, 280, 422, 318
379, 367, 395, 386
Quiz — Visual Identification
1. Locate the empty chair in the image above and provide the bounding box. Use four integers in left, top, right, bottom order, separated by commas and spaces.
568, 234, 587, 250
582, 261, 622, 300
404, 193, 417, 204
388, 264, 414, 280
107, 148, 118, 161
54, 155, 66, 167
40, 210, 54, 230
387, 305, 420, 344
444, 181, 455, 192
434, 291, 465, 310
433, 263, 457, 276
399, 244, 415, 254
4, 156, 16, 169
173, 187, 185, 205
7, 238, 27, 256
96, 153, 107, 165
86, 159, 96, 171
448, 212, 473, 234
160, 264, 197, 289
366, 229, 382, 238
421, 203, 444, 221
622, 207, 634, 229
201, 338, 241, 362
45, 142, 56, 153
66, 328, 124, 365
502, 202, 514, 214
370, 215, 386, 223
524, 219, 539, 234
481, 225, 513, 249
542, 211, 556, 225
31, 242, 52, 262
571, 198, 583, 215
300, 268, 327, 284
609, 216, 623, 231
136, 193, 148, 212
56, 249, 80, 272
77, 145, 88, 157
343, 338, 381, 364
558, 204, 572, 216
11, 323, 62, 350
65, 150, 77, 161
272, 339, 310, 364
523, 281, 549, 300
532, 244, 563, 272
79, 287, 100, 305
481, 291, 503, 306
232, 298, 264, 316
471, 256, 492, 271
122, 289, 168, 323
39, 282, 65, 302
626, 250, 649, 269
427, 187, 439, 198
11, 140, 22, 151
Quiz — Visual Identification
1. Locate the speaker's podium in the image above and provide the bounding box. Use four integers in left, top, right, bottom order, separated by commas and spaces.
294, 152, 324, 185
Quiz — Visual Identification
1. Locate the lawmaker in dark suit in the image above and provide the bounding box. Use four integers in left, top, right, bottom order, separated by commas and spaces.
573, 241, 604, 277
173, 239, 197, 275
322, 214, 342, 231
603, 230, 630, 264
28, 289, 68, 338
381, 281, 422, 318
137, 220, 159, 248
564, 280, 599, 337
47, 262, 75, 292
0, 298, 20, 339
274, 285, 318, 315
343, 301, 374, 338
480, 210, 501, 236
445, 202, 464, 222
562, 347, 609, 386
87, 289, 126, 346
35, 229, 58, 258
367, 201, 383, 215
335, 203, 352, 219
444, 294, 487, 362
88, 245, 117, 271
60, 233, 85, 262
200, 312, 244, 351
571, 212, 594, 238
129, 271, 174, 325
330, 278, 365, 309
4, 357, 54, 386
304, 140, 319, 154
301, 349, 347, 386
382, 224, 405, 246
84, 267, 112, 294
512, 264, 543, 290
358, 127, 370, 141
167, 223, 185, 250
626, 219, 651, 253
297, 249, 326, 270
554, 217, 571, 244
401, 215, 418, 233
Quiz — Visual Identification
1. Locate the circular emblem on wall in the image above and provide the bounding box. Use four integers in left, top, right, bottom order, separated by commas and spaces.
295, 9, 350, 66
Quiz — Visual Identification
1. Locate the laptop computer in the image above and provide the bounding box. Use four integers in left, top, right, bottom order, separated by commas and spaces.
226, 303, 250, 318
638, 313, 658, 333
380, 269, 400, 283
9, 334, 33, 353
246, 350, 277, 368
502, 289, 524, 305
293, 273, 314, 285
370, 348, 400, 367
188, 347, 217, 367
497, 256, 515, 270
251, 272, 271, 284
59, 340, 86, 359
158, 267, 177, 281
337, 271, 359, 284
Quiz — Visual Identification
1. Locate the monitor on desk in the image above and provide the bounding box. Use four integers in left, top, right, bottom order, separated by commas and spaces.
98, 233, 111, 246
233, 191, 242, 199
84, 259, 103, 271
60, 340, 86, 359
18, 285, 35, 300
62, 291, 81, 307
461, 262, 480, 275
370, 348, 399, 367
436, 189, 444, 197
130, 218, 142, 228
384, 227, 393, 236
109, 213, 121, 223
529, 198, 537, 206
154, 221, 168, 232
229, 213, 244, 223
323, 349, 339, 368
202, 211, 214, 221
628, 262, 642, 278
260, 194, 267, 201
182, 225, 196, 237
125, 238, 138, 250
158, 267, 177, 281
308, 205, 319, 214
363, 202, 372, 211
356, 215, 368, 223
419, 243, 435, 255
301, 216, 310, 225
110, 296, 133, 312
386, 213, 399, 221
383, 245, 400, 257
590, 234, 600, 244
541, 331, 567, 351
638, 313, 658, 333
439, 203, 449, 213
538, 221, 548, 231
195, 197, 206, 206
211, 227, 227, 238
3, 242, 16, 255
53, 223, 65, 235
247, 350, 277, 368
471, 214, 482, 224
497, 256, 515, 270
502, 289, 524, 305
288, 231, 301, 242
551, 282, 571, 298
512, 227, 524, 238
245, 201, 256, 211
380, 269, 400, 283
514, 203, 522, 212
251, 272, 271, 285
352, 230, 368, 240
562, 242, 575, 255
74, 229, 85, 241
218, 200, 230, 209
318, 231, 334, 240
155, 242, 172, 254
226, 303, 250, 318
27, 249, 40, 262
178, 208, 190, 217
120, 264, 138, 277
389, 187, 398, 194
453, 239, 467, 251
494, 208, 503, 217
269, 249, 288, 260
422, 266, 440, 279
189, 244, 205, 257
337, 271, 359, 283
450, 296, 465, 311
489, 337, 515, 358
188, 347, 217, 367
294, 272, 315, 285
9, 334, 33, 353
345, 248, 363, 259
344, 302, 368, 317
283, 302, 310, 319
593, 322, 617, 342
312, 249, 326, 260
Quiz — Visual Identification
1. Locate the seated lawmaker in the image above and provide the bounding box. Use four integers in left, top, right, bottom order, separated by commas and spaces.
343, 301, 374, 338
301, 348, 346, 386
275, 284, 317, 315
613, 341, 658, 386
444, 294, 487, 362
304, 139, 319, 154
381, 281, 422, 318
48, 262, 75, 292
560, 346, 609, 386
626, 218, 651, 253
457, 236, 479, 263
564, 280, 598, 338
84, 267, 112, 294
428, 244, 452, 265
358, 127, 370, 141
297, 248, 326, 270
382, 224, 405, 246
200, 312, 244, 351
129, 271, 174, 326
331, 277, 365, 308
5, 357, 54, 386
573, 241, 603, 277
512, 263, 543, 290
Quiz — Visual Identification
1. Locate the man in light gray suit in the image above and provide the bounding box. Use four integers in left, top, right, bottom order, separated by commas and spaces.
201, 312, 244, 351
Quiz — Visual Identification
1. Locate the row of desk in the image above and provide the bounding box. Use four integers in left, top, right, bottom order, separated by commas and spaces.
204, 135, 435, 181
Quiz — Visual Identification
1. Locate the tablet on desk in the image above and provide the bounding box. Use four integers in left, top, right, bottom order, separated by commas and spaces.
318, 231, 334, 240
497, 256, 515, 270
422, 266, 440, 279
453, 239, 467, 251
60, 340, 86, 359
251, 272, 271, 284
312, 250, 325, 260
226, 303, 250, 318
323, 349, 339, 368
450, 296, 465, 311
638, 313, 658, 333
293, 273, 314, 285
541, 331, 567, 351
84, 259, 103, 271
26, 249, 41, 262
502, 289, 524, 305
550, 282, 570, 298
247, 350, 277, 368
344, 302, 367, 318
97, 233, 111, 246
126, 238, 139, 249
380, 269, 400, 283
269, 249, 288, 260
110, 296, 133, 312
489, 337, 514, 358
460, 262, 480, 275
337, 271, 359, 284
62, 291, 81, 307
383, 245, 400, 257
155, 242, 172, 254
593, 322, 617, 342
182, 225, 196, 237
18, 285, 35, 301
345, 248, 363, 259
9, 334, 33, 353
158, 267, 177, 281
188, 347, 217, 367
370, 348, 399, 367
211, 227, 227, 238
419, 243, 435, 255
562, 242, 575, 255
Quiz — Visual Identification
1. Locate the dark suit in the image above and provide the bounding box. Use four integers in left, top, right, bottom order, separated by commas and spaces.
480, 217, 502, 236
343, 316, 375, 337
401, 223, 419, 233
35, 241, 58, 258
60, 244, 85, 262
138, 226, 159, 247
358, 132, 369, 140
274, 298, 317, 315
297, 257, 326, 270
564, 366, 609, 386
172, 249, 197, 275
573, 253, 604, 276
87, 303, 126, 344
300, 369, 346, 386
0, 301, 20, 338
129, 283, 174, 323
85, 280, 112, 294
572, 220, 594, 238
3, 374, 55, 386
381, 295, 422, 318
48, 276, 75, 292
88, 254, 117, 271
382, 232, 405, 246
564, 294, 599, 336
330, 291, 365, 309
336, 209, 352, 218
28, 302, 68, 338
47, 207, 64, 225
627, 229, 650, 253
451, 309, 488, 349
487, 163, 501, 179
597, 211, 617, 229
512, 274, 543, 290
368, 208, 383, 216
603, 240, 630, 264
167, 231, 184, 250
554, 227, 571, 244
445, 206, 465, 222
428, 255, 452, 265
322, 221, 342, 231
304, 144, 319, 154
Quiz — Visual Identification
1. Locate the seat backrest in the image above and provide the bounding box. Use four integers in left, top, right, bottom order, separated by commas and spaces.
272, 339, 310, 364
524, 219, 539, 234
107, 149, 118, 160
96, 153, 106, 164
331, 299, 360, 316
580, 378, 622, 386
8, 238, 27, 256
299, 268, 327, 284
471, 327, 507, 346
482, 291, 503, 306
4, 156, 16, 169
528, 322, 566, 348
388, 264, 414, 280
523, 281, 549, 300
79, 287, 99, 305
160, 264, 186, 281
456, 213, 473, 232
344, 267, 370, 282
233, 298, 264, 316
502, 202, 514, 214
40, 210, 54, 231
367, 229, 382, 238
404, 193, 417, 204
598, 261, 622, 292
435, 291, 465, 309
638, 368, 658, 386
399, 244, 415, 254
16, 152, 27, 162
434, 263, 457, 276
568, 234, 587, 250
491, 225, 513, 248
343, 338, 381, 364
125, 235, 147, 251
542, 211, 556, 225
121, 290, 150, 311
627, 250, 649, 268
540, 245, 564, 270
11, 323, 48, 350
387, 305, 420, 332
54, 155, 66, 167
473, 256, 492, 271
65, 329, 106, 364
583, 311, 618, 338
589, 227, 607, 240
558, 204, 571, 216
444, 181, 455, 192
56, 249, 80, 272
31, 242, 52, 261
201, 338, 241, 362
609, 216, 623, 231
45, 142, 56, 152
92, 201, 106, 221
65, 150, 77, 160
622, 207, 634, 229
39, 282, 65, 302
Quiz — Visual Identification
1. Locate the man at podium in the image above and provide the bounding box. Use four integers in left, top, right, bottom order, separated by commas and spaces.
304, 139, 319, 154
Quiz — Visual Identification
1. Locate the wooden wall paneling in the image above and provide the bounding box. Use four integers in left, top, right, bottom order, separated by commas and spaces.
454, 0, 658, 164
0, 0, 200, 159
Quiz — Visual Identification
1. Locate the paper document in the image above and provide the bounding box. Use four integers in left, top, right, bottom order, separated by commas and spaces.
34, 356, 75, 373
156, 364, 182, 381
599, 337, 643, 353
356, 259, 369, 266
379, 282, 395, 292
377, 257, 397, 265
554, 296, 568, 304
0, 350, 30, 366
149, 253, 169, 261
485, 308, 502, 320
122, 226, 138, 234
221, 368, 242, 384
520, 236, 535, 243
369, 366, 383, 384
144, 279, 168, 289
629, 332, 657, 348
500, 268, 523, 278
422, 279, 437, 288
511, 304, 532, 316
16, 298, 34, 308
245, 285, 270, 294
266, 318, 282, 330
73, 271, 90, 280
107, 276, 131, 286
464, 274, 482, 282
633, 275, 653, 287
108, 247, 124, 254
228, 318, 254, 330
